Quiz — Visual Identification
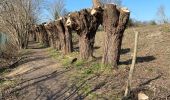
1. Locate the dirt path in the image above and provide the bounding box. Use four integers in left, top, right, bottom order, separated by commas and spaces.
2, 25, 170, 100
3, 42, 74, 100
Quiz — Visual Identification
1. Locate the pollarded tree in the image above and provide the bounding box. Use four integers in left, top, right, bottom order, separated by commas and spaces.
102, 4, 130, 69
35, 23, 50, 47
92, 0, 130, 69
44, 22, 56, 47
53, 17, 73, 54
66, 8, 103, 59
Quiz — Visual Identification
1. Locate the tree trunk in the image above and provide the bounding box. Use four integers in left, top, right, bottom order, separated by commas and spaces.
40, 24, 50, 47
102, 4, 130, 69
66, 9, 103, 60
46, 30, 54, 47
55, 19, 73, 54
33, 32, 36, 41
78, 33, 92, 59
36, 32, 40, 42
35, 26, 43, 43
53, 31, 61, 50
65, 26, 73, 54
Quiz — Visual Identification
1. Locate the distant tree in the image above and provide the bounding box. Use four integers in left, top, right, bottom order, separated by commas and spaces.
48, 0, 68, 20
157, 5, 168, 24
0, 0, 42, 49
149, 20, 157, 25
100, 0, 122, 6
128, 18, 135, 27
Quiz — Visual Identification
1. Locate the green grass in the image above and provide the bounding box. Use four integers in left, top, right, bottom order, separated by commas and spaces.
47, 48, 79, 67
161, 26, 170, 32
47, 47, 115, 99
0, 79, 5, 84
66, 62, 114, 99
74, 60, 86, 69
0, 79, 17, 91
47, 48, 61, 59
0, 68, 7, 75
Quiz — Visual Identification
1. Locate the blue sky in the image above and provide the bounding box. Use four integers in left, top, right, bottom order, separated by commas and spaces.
43, 0, 170, 22
64, 0, 170, 21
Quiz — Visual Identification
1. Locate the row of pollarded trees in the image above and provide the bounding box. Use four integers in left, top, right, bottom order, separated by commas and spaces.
31, 17, 73, 55
30, 0, 130, 69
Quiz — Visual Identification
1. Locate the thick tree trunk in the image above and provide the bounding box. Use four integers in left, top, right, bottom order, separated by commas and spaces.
35, 27, 43, 43
55, 19, 73, 54
36, 32, 39, 42
102, 4, 130, 69
40, 25, 50, 47
46, 30, 54, 47
64, 26, 73, 54
33, 32, 36, 41
78, 33, 92, 59
53, 31, 61, 50
66, 8, 103, 60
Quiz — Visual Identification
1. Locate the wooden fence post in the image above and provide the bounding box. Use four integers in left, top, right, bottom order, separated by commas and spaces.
124, 30, 139, 97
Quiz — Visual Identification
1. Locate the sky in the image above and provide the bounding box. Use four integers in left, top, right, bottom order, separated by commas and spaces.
64, 0, 170, 21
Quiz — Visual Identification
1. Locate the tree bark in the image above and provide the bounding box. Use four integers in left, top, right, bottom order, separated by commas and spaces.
102, 4, 130, 69
45, 28, 54, 47
55, 18, 73, 54
40, 24, 50, 47
35, 26, 43, 43
65, 25, 73, 54
78, 33, 92, 59
66, 8, 103, 60
53, 31, 61, 50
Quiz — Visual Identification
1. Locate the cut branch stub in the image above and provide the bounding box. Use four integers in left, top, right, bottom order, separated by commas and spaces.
92, 0, 103, 8
102, 4, 130, 69
66, 8, 103, 60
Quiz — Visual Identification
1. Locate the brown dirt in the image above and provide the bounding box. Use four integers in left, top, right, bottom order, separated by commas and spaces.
1, 25, 170, 100
1, 42, 75, 100
94, 24, 170, 99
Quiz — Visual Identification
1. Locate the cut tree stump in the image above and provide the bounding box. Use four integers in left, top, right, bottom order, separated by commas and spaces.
66, 8, 103, 60
102, 4, 130, 69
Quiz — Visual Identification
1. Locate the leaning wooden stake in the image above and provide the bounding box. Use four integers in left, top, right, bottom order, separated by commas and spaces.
124, 31, 139, 97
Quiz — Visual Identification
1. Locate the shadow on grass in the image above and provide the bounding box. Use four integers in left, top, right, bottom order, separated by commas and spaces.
27, 41, 48, 49
139, 74, 162, 87
123, 74, 162, 100
49, 75, 102, 100
3, 69, 106, 100
119, 56, 156, 65
73, 46, 101, 52
0, 68, 7, 74
121, 48, 130, 55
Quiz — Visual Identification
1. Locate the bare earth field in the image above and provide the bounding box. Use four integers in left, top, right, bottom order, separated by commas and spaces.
0, 25, 170, 100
